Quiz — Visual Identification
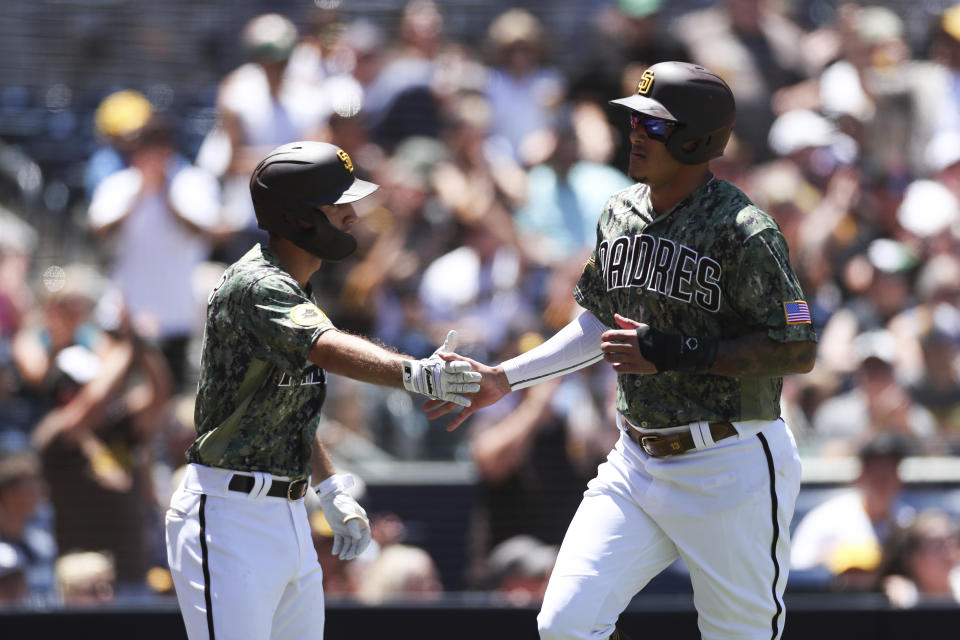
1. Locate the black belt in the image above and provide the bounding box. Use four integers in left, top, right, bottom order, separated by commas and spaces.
626, 421, 738, 457
228, 474, 309, 500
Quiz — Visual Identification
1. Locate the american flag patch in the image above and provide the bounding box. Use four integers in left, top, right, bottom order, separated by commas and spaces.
783, 300, 812, 324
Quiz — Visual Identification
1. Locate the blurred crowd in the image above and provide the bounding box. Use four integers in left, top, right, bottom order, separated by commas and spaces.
1, 0, 960, 611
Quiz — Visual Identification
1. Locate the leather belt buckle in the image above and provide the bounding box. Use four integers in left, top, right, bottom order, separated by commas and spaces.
639, 435, 659, 456
286, 477, 308, 501
640, 434, 684, 457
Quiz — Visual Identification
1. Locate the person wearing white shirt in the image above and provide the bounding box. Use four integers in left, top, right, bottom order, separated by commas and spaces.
88, 116, 221, 388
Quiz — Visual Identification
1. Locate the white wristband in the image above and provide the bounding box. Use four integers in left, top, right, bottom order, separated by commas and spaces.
314, 473, 355, 497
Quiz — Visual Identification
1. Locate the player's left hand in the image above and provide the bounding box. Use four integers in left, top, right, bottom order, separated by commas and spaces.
601, 314, 658, 374
402, 330, 482, 406
318, 490, 371, 561
422, 352, 511, 431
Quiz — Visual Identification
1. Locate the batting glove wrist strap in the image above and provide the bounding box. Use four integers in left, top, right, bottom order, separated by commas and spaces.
313, 473, 355, 498
401, 357, 481, 407
636, 326, 718, 373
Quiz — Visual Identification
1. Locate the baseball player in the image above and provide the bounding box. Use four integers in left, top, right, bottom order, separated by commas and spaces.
429, 62, 818, 639
165, 141, 481, 640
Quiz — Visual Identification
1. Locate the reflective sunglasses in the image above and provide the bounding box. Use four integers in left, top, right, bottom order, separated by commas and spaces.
629, 113, 678, 142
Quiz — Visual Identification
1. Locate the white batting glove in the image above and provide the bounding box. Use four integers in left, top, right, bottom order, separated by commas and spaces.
315, 474, 371, 561
402, 330, 481, 407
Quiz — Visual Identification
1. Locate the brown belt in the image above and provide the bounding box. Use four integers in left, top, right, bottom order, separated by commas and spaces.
626, 421, 737, 457
228, 474, 309, 500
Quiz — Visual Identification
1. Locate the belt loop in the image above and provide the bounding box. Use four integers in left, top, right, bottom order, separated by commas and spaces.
249, 471, 268, 499
693, 421, 716, 450
690, 421, 708, 450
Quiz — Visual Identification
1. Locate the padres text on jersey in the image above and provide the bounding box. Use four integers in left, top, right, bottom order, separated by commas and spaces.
575, 179, 817, 430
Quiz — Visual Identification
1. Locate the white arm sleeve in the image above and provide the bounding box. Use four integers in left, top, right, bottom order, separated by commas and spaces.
501, 311, 607, 390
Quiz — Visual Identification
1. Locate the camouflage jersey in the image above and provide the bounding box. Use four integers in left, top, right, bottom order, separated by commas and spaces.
574, 178, 817, 430
186, 244, 335, 477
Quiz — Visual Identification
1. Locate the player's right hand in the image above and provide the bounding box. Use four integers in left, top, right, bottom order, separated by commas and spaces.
600, 314, 658, 374
402, 330, 482, 406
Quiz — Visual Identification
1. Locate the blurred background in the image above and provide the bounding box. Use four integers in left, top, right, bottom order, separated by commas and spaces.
1, 0, 960, 636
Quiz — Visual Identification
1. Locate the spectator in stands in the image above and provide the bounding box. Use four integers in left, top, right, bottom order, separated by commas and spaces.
917, 4, 960, 171
566, 0, 691, 169
905, 321, 960, 452
84, 90, 153, 199
432, 90, 525, 239
567, 0, 690, 103
877, 508, 960, 607
283, 3, 347, 85
87, 115, 220, 389
812, 330, 936, 455
362, 0, 449, 150
674, 0, 816, 161
30, 295, 172, 597
11, 264, 104, 410
484, 534, 558, 607
0, 206, 37, 341
816, 239, 917, 377
199, 12, 329, 261
482, 8, 565, 165
895, 178, 959, 250
54, 551, 115, 606
0, 452, 56, 604
791, 4, 945, 178
791, 433, 915, 590
355, 543, 442, 605
0, 208, 38, 446
0, 541, 28, 606
513, 107, 632, 267
926, 130, 960, 201
466, 332, 614, 587
418, 215, 533, 364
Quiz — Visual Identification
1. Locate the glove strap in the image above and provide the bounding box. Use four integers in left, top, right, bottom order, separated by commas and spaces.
402, 359, 437, 397
636, 326, 718, 373
314, 473, 355, 498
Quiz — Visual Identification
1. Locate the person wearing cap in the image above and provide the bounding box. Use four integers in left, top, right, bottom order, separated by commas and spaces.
164, 141, 480, 640
85, 89, 154, 198
427, 61, 816, 639
87, 114, 221, 390
485, 534, 559, 607
791, 432, 915, 588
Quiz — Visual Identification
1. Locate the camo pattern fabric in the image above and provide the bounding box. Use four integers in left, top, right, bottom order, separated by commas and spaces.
574, 178, 817, 430
186, 244, 335, 477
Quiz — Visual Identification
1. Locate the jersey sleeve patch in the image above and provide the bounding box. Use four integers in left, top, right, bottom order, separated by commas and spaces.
290, 303, 327, 327
783, 300, 811, 325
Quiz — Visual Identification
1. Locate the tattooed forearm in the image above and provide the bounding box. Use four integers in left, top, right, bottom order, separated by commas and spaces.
710, 333, 816, 376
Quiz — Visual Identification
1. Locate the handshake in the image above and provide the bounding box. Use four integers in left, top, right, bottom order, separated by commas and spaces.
401, 330, 482, 407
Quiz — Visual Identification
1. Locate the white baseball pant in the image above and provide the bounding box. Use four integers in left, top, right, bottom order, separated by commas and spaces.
537, 418, 802, 640
165, 464, 324, 640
